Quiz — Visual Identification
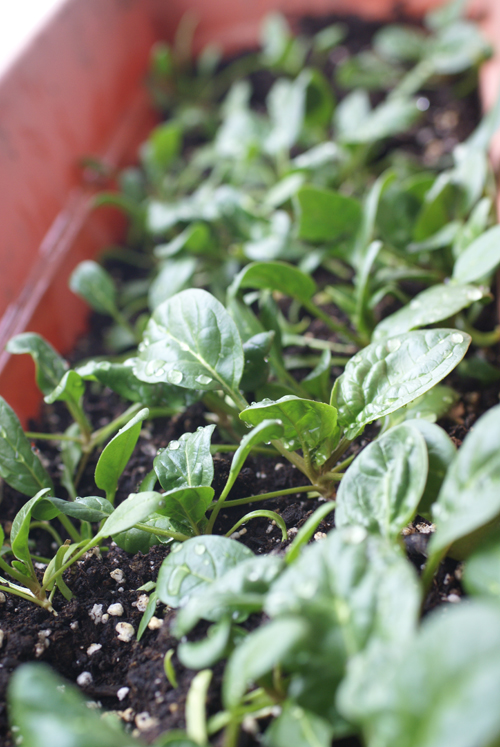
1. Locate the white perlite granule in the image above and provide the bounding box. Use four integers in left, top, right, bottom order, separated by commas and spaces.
115, 622, 135, 642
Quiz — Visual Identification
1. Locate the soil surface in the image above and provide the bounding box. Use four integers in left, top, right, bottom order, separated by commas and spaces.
0, 12, 494, 747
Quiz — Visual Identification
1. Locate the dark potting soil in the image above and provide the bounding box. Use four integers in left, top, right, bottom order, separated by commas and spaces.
0, 12, 495, 747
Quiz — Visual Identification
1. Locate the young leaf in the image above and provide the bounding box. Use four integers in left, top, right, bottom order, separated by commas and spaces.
48, 496, 114, 523
221, 420, 284, 501
372, 283, 489, 341
9, 663, 141, 747
382, 385, 459, 428
5, 333, 68, 396
302, 349, 332, 402
337, 96, 420, 144
98, 491, 168, 539
154, 425, 216, 492
0, 396, 53, 496
148, 257, 197, 311
295, 185, 362, 242
463, 536, 500, 600
134, 289, 244, 398
223, 617, 308, 709
230, 261, 317, 307
331, 329, 471, 439
335, 424, 428, 539
405, 419, 456, 518
11, 489, 52, 567
240, 396, 339, 467
429, 403, 500, 558
158, 485, 215, 535
95, 408, 149, 504
338, 601, 500, 747
44, 370, 84, 407
452, 225, 500, 284
240, 331, 274, 391
156, 535, 254, 608
69, 260, 118, 316
264, 701, 335, 747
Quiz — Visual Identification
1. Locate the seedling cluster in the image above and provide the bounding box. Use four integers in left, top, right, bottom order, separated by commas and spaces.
4, 1, 500, 745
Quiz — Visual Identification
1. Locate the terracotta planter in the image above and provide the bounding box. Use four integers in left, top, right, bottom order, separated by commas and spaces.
0, 0, 499, 425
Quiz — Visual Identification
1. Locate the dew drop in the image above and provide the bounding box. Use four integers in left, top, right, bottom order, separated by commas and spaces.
157, 500, 165, 508
194, 544, 206, 555
195, 374, 212, 386
386, 338, 401, 353
138, 342, 146, 353
168, 441, 180, 451
179, 341, 190, 352
146, 360, 165, 376
155, 368, 165, 377
451, 333, 464, 344
410, 299, 421, 309
0, 428, 6, 439
167, 370, 183, 385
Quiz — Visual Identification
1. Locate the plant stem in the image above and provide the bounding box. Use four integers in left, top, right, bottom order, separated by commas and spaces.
302, 298, 362, 344
58, 514, 82, 543
207, 485, 318, 510
134, 523, 191, 542
285, 501, 336, 564
24, 432, 82, 443
29, 522, 63, 547
90, 403, 143, 448
210, 444, 276, 456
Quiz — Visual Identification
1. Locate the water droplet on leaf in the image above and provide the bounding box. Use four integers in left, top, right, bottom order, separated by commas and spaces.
167, 564, 190, 595
167, 370, 183, 385
451, 333, 464, 344
194, 544, 206, 555
168, 441, 181, 451
195, 375, 212, 387
386, 338, 401, 353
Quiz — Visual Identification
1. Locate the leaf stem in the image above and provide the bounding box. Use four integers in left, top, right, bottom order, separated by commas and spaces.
24, 432, 82, 443
207, 485, 318, 510
285, 501, 336, 564
302, 298, 362, 345
134, 523, 192, 542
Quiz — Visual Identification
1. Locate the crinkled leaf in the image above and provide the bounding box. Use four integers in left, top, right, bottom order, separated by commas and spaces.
95, 408, 149, 503
373, 284, 489, 341
230, 261, 317, 307
156, 535, 254, 608
295, 185, 362, 242
429, 403, 500, 557
240, 396, 339, 467
453, 225, 500, 284
69, 260, 118, 315
135, 289, 244, 394
335, 424, 428, 539
154, 425, 215, 492
5, 333, 68, 396
383, 385, 459, 428
0, 396, 53, 496
331, 329, 471, 439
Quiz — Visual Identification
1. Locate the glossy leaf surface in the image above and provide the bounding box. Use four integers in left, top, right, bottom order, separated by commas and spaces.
154, 425, 215, 492
69, 260, 118, 315
230, 261, 316, 306
453, 225, 500, 283
6, 333, 68, 396
331, 329, 471, 438
95, 408, 149, 503
335, 424, 428, 539
135, 289, 244, 395
240, 396, 339, 466
295, 185, 361, 242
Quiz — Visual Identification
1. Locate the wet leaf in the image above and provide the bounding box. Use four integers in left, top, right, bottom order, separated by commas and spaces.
95, 408, 149, 503
5, 333, 68, 396
154, 425, 215, 492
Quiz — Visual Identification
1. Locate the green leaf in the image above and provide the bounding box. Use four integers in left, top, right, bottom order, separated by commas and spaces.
382, 385, 459, 429
95, 408, 149, 503
331, 329, 471, 439
265, 74, 307, 154
223, 617, 309, 708
335, 424, 427, 539
0, 396, 53, 496
336, 93, 420, 144
154, 425, 215, 492
405, 420, 456, 518
5, 333, 68, 396
77, 360, 194, 408
113, 514, 179, 554
178, 617, 234, 670
230, 261, 317, 307
99, 491, 167, 539
156, 535, 254, 607
295, 185, 362, 242
264, 701, 335, 747
240, 396, 339, 467
9, 663, 138, 747
44, 370, 84, 406
174, 555, 284, 636
69, 260, 118, 315
141, 121, 182, 172
463, 535, 500, 600
158, 486, 215, 535
429, 404, 500, 558
11, 489, 52, 566
372, 283, 489, 341
452, 225, 500, 284
240, 332, 274, 391
338, 601, 500, 747
429, 20, 491, 75
154, 222, 212, 259
374, 24, 428, 62
134, 289, 244, 396
302, 349, 332, 402
48, 496, 113, 523
148, 257, 197, 311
